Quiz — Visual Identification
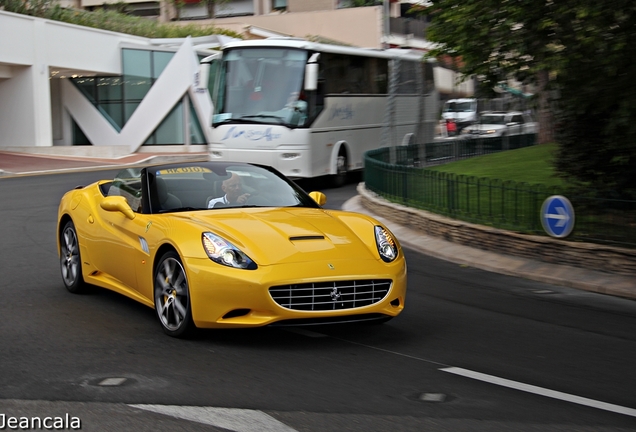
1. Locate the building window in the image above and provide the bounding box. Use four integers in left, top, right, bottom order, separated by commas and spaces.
272, 0, 287, 10
69, 49, 205, 146
154, 102, 184, 145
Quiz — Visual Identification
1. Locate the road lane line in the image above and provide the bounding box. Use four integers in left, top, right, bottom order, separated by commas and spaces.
310, 335, 636, 418
441, 367, 636, 418
130, 405, 297, 432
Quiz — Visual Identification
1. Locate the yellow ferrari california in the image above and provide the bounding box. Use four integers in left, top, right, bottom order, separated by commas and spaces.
57, 162, 407, 337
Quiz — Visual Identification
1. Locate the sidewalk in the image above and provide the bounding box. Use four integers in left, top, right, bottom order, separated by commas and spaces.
2, 149, 635, 301
0, 150, 207, 176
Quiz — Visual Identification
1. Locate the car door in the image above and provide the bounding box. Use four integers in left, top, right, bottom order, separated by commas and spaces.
523, 114, 537, 134
90, 179, 150, 294
508, 114, 524, 136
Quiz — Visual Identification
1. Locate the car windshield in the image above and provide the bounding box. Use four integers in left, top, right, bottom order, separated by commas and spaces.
444, 102, 475, 112
479, 115, 506, 125
146, 163, 318, 213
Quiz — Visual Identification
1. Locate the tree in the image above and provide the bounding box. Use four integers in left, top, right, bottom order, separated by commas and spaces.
420, 0, 636, 198
419, 0, 574, 144
553, 1, 636, 199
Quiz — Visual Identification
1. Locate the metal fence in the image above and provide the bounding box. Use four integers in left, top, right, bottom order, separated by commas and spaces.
364, 137, 636, 249
383, 134, 538, 167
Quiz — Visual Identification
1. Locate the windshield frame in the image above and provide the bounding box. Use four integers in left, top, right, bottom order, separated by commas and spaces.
138, 162, 321, 214
444, 101, 475, 113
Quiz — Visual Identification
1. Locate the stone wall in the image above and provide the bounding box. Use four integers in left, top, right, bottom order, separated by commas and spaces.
358, 184, 636, 277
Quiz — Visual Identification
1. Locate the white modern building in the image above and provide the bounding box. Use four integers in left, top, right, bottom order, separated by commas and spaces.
0, 10, 237, 156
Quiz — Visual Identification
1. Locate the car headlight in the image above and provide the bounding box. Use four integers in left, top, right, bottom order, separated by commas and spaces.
484, 129, 497, 134
374, 226, 398, 263
202, 232, 257, 270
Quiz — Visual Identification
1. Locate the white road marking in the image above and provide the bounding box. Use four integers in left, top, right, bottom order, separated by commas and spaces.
441, 367, 636, 418
98, 377, 127, 386
129, 404, 297, 432
330, 337, 636, 418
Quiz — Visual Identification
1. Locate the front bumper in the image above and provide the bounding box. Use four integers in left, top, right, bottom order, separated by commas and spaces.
185, 256, 407, 328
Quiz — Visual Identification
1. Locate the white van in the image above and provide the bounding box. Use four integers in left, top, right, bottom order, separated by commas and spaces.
441, 98, 477, 131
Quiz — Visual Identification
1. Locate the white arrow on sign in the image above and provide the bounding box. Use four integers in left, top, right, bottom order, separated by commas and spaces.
545, 206, 570, 227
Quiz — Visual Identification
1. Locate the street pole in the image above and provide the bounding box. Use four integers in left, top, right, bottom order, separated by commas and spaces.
383, 0, 390, 49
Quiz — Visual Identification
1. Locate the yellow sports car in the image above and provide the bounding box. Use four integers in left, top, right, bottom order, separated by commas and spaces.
57, 162, 407, 337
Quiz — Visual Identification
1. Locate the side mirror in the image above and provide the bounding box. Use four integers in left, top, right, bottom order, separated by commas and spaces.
309, 191, 327, 206
100, 196, 136, 220
304, 63, 318, 91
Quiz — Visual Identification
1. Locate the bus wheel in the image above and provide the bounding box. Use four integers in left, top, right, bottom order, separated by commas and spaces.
333, 151, 348, 188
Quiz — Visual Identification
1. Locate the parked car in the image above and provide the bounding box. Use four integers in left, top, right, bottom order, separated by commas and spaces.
57, 161, 407, 337
461, 111, 538, 137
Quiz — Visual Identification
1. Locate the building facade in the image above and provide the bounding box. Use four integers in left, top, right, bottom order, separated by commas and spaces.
0, 10, 235, 154
58, 0, 474, 97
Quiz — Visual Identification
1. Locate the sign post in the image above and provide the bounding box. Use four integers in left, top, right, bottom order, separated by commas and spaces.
540, 195, 575, 238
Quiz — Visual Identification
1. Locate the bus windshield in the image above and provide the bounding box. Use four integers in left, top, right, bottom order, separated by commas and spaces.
213, 48, 309, 128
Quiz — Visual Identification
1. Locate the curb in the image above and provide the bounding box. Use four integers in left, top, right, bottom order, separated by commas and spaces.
343, 192, 636, 300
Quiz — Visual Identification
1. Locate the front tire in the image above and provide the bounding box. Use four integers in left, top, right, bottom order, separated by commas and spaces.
60, 220, 86, 293
154, 251, 194, 338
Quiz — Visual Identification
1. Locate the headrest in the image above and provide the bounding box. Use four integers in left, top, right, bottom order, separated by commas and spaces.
156, 177, 168, 202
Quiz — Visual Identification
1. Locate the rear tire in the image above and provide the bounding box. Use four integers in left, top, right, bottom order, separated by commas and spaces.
60, 220, 86, 293
332, 150, 348, 188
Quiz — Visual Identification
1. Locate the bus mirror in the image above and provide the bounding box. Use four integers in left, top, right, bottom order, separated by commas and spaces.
304, 63, 318, 91
198, 63, 210, 89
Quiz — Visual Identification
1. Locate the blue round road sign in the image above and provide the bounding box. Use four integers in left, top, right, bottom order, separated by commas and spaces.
541, 195, 575, 238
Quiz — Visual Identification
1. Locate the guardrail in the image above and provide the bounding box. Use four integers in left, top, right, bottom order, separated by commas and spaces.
364, 137, 636, 249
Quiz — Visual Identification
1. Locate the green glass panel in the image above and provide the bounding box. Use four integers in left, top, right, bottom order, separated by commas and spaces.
72, 77, 97, 104
123, 49, 152, 77
154, 102, 184, 145
124, 102, 139, 123
72, 120, 91, 145
123, 49, 152, 101
101, 103, 124, 129
153, 51, 174, 79
97, 77, 122, 101
189, 97, 206, 145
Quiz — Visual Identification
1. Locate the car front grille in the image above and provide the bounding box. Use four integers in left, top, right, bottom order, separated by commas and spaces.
269, 279, 392, 311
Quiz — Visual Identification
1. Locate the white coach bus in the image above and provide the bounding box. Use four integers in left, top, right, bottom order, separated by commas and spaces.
200, 38, 437, 185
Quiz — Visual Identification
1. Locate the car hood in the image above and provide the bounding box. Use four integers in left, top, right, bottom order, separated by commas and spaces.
182, 207, 380, 265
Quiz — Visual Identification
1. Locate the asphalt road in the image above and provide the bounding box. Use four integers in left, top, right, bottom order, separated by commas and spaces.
1, 170, 636, 431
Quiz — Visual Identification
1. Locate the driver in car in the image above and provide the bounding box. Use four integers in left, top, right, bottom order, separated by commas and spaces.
208, 173, 251, 208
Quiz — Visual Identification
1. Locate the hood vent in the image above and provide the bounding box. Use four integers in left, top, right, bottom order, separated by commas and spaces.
289, 235, 325, 241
